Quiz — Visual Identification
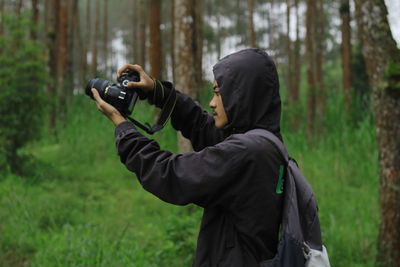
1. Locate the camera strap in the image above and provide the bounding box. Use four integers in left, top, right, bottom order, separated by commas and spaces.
127, 87, 177, 135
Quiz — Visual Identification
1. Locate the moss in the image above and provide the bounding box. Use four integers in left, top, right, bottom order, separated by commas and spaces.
385, 61, 400, 79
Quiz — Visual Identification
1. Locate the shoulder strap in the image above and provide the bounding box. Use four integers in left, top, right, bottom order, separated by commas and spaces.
246, 129, 289, 164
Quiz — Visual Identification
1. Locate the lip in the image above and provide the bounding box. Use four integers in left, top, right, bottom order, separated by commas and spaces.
213, 112, 218, 116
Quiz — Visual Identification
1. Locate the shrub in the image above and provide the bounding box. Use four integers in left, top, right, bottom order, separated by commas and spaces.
0, 15, 47, 174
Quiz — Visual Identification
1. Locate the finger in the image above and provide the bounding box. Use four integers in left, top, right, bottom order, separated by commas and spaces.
117, 64, 135, 79
116, 64, 143, 80
91, 88, 104, 103
126, 81, 144, 88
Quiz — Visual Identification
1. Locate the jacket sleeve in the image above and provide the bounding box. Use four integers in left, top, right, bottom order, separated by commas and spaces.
149, 80, 226, 151
115, 121, 247, 207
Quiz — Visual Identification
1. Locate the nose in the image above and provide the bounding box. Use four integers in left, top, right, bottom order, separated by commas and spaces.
209, 95, 216, 109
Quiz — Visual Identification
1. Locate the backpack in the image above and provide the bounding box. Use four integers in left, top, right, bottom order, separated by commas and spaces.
247, 129, 331, 267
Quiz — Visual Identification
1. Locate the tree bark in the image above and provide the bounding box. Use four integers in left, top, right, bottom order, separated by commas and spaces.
103, 0, 108, 74
247, 0, 256, 47
15, 0, 23, 15
45, 0, 59, 131
30, 0, 39, 40
139, 0, 147, 68
286, 0, 293, 103
193, 0, 203, 86
354, 1, 400, 266
149, 0, 162, 79
86, 0, 91, 74
0, 0, 5, 36
315, 0, 325, 120
293, 0, 301, 102
92, 0, 100, 76
306, 0, 325, 137
174, 0, 197, 153
340, 0, 352, 107
57, 0, 69, 121
306, 0, 317, 136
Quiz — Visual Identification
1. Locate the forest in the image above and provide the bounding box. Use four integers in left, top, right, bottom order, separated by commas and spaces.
0, 0, 400, 266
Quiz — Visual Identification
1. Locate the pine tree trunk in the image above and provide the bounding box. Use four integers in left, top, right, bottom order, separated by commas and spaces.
92, 0, 100, 76
193, 0, 203, 87
30, 0, 39, 40
132, 0, 140, 63
340, 0, 352, 107
306, 0, 317, 136
86, 0, 91, 73
75, 0, 86, 86
57, 0, 69, 121
171, 0, 176, 81
15, 0, 23, 15
103, 0, 108, 74
293, 0, 301, 102
139, 0, 147, 68
354, 1, 400, 266
286, 0, 293, 103
0, 0, 5, 36
149, 0, 162, 79
45, 0, 59, 131
247, 0, 256, 47
174, 0, 197, 153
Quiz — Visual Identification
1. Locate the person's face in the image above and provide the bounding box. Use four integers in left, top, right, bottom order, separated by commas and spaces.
209, 80, 229, 128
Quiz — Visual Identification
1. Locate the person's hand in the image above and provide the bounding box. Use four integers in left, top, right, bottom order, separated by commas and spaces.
117, 64, 155, 93
91, 88, 127, 126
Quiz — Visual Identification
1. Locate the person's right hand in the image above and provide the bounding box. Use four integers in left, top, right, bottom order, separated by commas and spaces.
116, 64, 155, 93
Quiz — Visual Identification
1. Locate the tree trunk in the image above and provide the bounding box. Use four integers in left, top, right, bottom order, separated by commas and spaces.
306, 0, 324, 137
92, 0, 100, 76
315, 0, 325, 122
92, 0, 100, 77
139, 0, 147, 68
103, 0, 108, 74
57, 0, 69, 121
306, 0, 317, 136
45, 0, 59, 131
75, 0, 86, 86
85, 0, 91, 75
174, 0, 197, 153
354, 1, 400, 266
0, 0, 5, 36
193, 0, 203, 86
286, 0, 293, 103
132, 0, 140, 63
171, 0, 175, 81
340, 0, 352, 108
293, 0, 301, 102
247, 0, 256, 47
15, 0, 23, 15
149, 0, 162, 79
30, 0, 39, 40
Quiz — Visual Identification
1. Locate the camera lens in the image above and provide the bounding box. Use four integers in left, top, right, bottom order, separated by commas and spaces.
85, 78, 113, 99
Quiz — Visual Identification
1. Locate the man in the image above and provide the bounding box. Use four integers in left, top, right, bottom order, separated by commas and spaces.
92, 48, 285, 266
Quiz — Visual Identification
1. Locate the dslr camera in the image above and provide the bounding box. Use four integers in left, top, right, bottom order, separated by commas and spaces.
85, 70, 140, 117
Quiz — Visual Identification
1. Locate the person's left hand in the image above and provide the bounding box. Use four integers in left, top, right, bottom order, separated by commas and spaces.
91, 88, 127, 126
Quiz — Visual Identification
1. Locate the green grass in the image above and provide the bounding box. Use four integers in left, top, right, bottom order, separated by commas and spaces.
0, 91, 379, 266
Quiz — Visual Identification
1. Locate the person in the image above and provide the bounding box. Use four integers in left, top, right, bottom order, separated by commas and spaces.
92, 48, 285, 266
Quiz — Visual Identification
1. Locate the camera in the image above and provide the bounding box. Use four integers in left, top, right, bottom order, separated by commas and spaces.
85, 70, 140, 117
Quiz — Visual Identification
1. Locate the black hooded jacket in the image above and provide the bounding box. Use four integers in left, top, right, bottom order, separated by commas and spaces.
115, 48, 285, 266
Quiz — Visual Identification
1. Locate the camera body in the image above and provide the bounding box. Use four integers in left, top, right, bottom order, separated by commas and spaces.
85, 70, 140, 117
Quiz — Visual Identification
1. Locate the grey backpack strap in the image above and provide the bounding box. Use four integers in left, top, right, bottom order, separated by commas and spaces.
246, 129, 289, 164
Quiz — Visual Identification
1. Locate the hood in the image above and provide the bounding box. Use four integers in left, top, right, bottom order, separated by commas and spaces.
212, 48, 282, 139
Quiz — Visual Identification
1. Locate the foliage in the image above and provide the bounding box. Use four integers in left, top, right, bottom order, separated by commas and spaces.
0, 15, 48, 174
